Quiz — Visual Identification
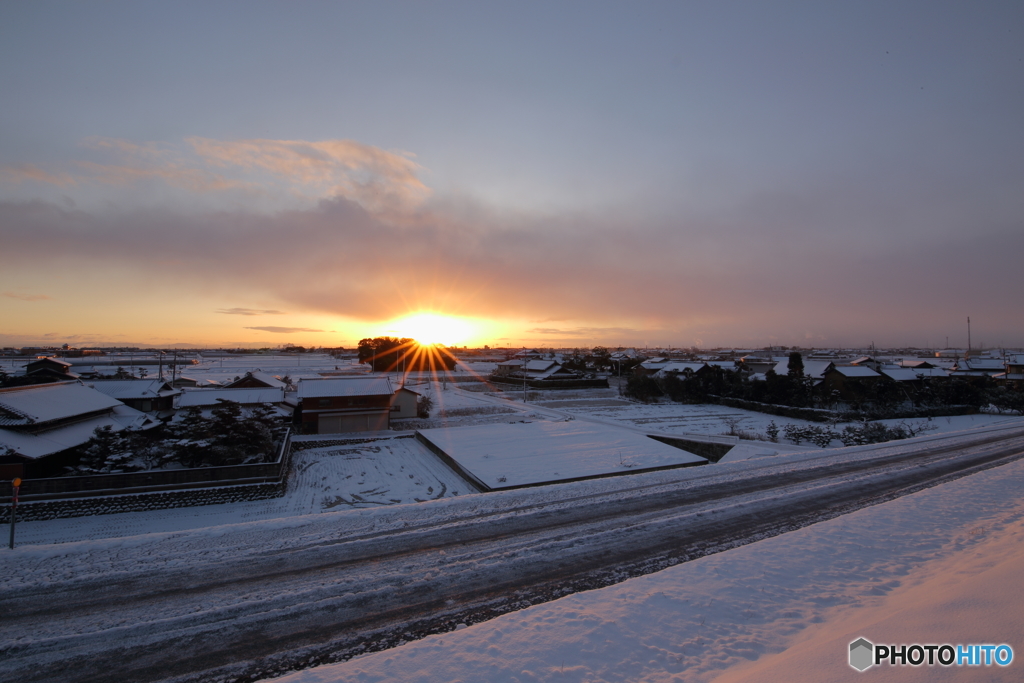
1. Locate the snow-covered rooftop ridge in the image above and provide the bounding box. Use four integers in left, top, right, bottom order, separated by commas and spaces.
771, 359, 834, 378
0, 404, 155, 459
829, 365, 881, 378
177, 386, 286, 407
226, 371, 288, 388
88, 379, 180, 400
297, 376, 394, 398
0, 381, 123, 426
657, 362, 707, 375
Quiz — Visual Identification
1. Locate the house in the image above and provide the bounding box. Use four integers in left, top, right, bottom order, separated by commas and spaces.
89, 379, 181, 415
390, 386, 421, 420
899, 360, 938, 370
949, 358, 1006, 382
521, 359, 580, 380
654, 362, 708, 379
822, 365, 882, 401
0, 381, 157, 476
493, 359, 525, 377
634, 358, 670, 376
223, 371, 289, 390
850, 356, 882, 371
493, 359, 580, 381
25, 357, 79, 381
770, 359, 835, 383
174, 387, 292, 419
993, 354, 1024, 389
297, 377, 398, 433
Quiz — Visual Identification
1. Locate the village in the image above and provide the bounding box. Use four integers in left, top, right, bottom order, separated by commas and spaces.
2, 341, 1023, 531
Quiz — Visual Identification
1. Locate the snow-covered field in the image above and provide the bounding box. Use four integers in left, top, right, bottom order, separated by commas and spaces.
270, 452, 1024, 683
418, 420, 705, 489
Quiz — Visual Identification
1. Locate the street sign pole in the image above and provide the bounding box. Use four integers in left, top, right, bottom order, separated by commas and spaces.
8, 477, 20, 550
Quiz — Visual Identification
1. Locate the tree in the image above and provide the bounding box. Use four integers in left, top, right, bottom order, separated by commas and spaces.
787, 352, 804, 378
624, 375, 662, 403
358, 337, 456, 372
418, 395, 433, 418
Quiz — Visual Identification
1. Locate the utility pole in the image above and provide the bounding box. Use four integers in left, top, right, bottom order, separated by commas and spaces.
967, 317, 972, 358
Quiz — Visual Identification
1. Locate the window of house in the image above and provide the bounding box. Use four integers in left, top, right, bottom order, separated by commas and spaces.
318, 398, 331, 407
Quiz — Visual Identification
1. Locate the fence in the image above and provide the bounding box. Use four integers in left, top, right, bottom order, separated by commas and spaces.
0, 428, 292, 503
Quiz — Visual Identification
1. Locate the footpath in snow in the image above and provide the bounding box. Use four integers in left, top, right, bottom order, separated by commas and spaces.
270, 456, 1024, 683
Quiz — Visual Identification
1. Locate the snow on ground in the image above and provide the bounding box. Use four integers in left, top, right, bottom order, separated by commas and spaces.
269, 454, 1024, 683
10, 435, 471, 546
418, 420, 705, 489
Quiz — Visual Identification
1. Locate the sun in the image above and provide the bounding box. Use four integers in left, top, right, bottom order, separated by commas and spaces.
388, 312, 477, 346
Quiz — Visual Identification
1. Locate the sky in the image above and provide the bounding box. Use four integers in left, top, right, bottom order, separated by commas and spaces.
1, 1, 1022, 350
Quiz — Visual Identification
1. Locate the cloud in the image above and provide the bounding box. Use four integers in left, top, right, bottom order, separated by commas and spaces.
0, 164, 77, 187
527, 327, 645, 338
187, 137, 430, 212
3, 291, 52, 302
1, 136, 430, 215
2, 147, 1024, 346
217, 308, 286, 316
243, 326, 324, 334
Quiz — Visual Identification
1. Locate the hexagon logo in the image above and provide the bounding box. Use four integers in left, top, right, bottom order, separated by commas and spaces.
850, 637, 874, 671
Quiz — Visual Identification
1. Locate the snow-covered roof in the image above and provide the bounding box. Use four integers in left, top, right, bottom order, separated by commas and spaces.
0, 382, 124, 427
297, 377, 394, 399
89, 379, 180, 400
829, 366, 881, 378
27, 357, 72, 368
880, 368, 919, 382
957, 359, 1006, 372
524, 359, 557, 372
771, 359, 834, 379
0, 404, 156, 459
177, 387, 286, 407
656, 362, 707, 376
225, 371, 288, 389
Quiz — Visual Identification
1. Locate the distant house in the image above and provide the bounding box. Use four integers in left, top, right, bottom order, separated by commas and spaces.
0, 381, 157, 476
654, 362, 708, 379
493, 359, 580, 381
174, 387, 293, 419
822, 366, 882, 401
223, 371, 289, 390
849, 356, 882, 371
297, 377, 399, 434
950, 358, 1006, 379
634, 358, 670, 376
89, 379, 181, 415
993, 354, 1024, 389
522, 360, 580, 380
25, 357, 79, 381
770, 359, 835, 384
493, 359, 524, 377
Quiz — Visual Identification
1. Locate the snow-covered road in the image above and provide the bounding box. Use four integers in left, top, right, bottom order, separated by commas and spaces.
2, 424, 1023, 683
